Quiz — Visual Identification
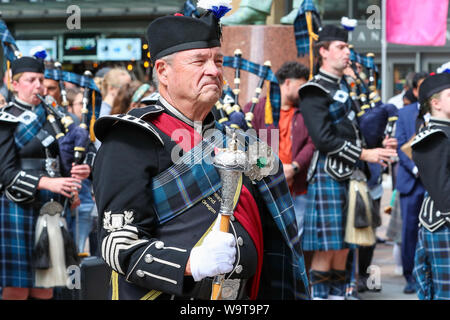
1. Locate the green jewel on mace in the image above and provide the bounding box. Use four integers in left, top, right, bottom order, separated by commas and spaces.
256, 157, 267, 168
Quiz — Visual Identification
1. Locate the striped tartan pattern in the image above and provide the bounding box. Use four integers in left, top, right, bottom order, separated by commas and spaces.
329, 81, 352, 124
255, 166, 310, 299
223, 56, 281, 126
1, 113, 62, 287
302, 154, 349, 251
414, 226, 450, 300
151, 139, 222, 225
44, 68, 102, 121
293, 0, 320, 56
0, 190, 59, 287
14, 104, 46, 149
44, 69, 100, 92
0, 19, 18, 62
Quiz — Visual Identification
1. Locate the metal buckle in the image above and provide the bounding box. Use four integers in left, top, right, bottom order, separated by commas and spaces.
17, 110, 37, 125
45, 157, 60, 177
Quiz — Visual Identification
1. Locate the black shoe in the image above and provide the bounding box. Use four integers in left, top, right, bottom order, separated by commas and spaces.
358, 277, 382, 293
376, 237, 386, 244
357, 278, 368, 293
403, 281, 417, 294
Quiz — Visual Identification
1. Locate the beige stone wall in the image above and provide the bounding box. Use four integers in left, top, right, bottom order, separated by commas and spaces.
222, 25, 310, 107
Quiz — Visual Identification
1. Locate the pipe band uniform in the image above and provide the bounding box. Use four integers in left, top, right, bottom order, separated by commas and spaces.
411, 73, 450, 300
93, 1, 310, 300
298, 23, 397, 300
0, 56, 80, 293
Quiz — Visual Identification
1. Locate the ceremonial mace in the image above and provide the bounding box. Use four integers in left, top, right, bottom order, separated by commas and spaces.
211, 132, 248, 300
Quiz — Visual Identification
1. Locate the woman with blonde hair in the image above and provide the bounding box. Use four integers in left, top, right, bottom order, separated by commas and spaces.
110, 81, 154, 115
98, 68, 131, 117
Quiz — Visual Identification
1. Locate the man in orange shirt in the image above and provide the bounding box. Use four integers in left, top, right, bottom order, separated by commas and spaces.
244, 61, 315, 237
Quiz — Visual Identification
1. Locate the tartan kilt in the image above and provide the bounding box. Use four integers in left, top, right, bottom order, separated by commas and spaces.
414, 225, 450, 300
302, 155, 349, 251
0, 190, 60, 288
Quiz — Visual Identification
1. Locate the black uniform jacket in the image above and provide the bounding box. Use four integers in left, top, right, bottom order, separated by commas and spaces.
412, 117, 450, 213
0, 99, 61, 202
92, 102, 259, 300
298, 69, 363, 166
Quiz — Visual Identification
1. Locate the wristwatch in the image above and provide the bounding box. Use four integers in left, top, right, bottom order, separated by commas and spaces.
292, 162, 300, 174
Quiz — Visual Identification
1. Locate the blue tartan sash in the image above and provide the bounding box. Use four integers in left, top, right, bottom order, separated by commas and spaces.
150, 122, 310, 298
14, 103, 46, 149
151, 139, 222, 225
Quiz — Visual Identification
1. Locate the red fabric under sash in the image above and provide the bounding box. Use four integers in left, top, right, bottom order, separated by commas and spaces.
151, 112, 202, 152
232, 185, 263, 300
149, 112, 263, 299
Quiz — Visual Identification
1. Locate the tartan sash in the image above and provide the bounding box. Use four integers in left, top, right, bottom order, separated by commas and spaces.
151, 138, 222, 225
14, 103, 47, 149
255, 165, 310, 299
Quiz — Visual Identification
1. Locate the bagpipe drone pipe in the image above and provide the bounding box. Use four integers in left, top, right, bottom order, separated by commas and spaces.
44, 66, 101, 166
347, 48, 399, 217
214, 49, 281, 131
347, 47, 398, 148
44, 67, 98, 170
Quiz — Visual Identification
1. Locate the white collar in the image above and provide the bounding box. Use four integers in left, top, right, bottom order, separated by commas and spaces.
318, 68, 342, 84
158, 96, 215, 134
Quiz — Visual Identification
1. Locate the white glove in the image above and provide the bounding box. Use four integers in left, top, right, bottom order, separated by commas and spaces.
189, 218, 236, 282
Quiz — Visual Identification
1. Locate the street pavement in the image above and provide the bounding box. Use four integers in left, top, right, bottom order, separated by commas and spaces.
358, 175, 418, 300
358, 242, 418, 300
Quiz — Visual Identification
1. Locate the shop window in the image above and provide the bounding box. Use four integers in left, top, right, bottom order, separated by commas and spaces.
393, 63, 414, 96
354, 0, 381, 21
322, 0, 349, 20
429, 62, 447, 73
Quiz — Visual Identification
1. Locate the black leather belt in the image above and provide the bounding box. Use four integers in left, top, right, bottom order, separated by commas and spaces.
20, 158, 48, 171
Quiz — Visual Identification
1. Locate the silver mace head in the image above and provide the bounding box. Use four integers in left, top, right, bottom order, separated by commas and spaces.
213, 132, 248, 216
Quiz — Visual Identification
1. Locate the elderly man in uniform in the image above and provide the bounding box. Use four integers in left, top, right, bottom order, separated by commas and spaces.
93, 7, 309, 300
412, 73, 450, 300
298, 25, 397, 300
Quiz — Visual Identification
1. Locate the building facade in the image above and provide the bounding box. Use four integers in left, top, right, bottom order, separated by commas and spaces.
1, 0, 450, 99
